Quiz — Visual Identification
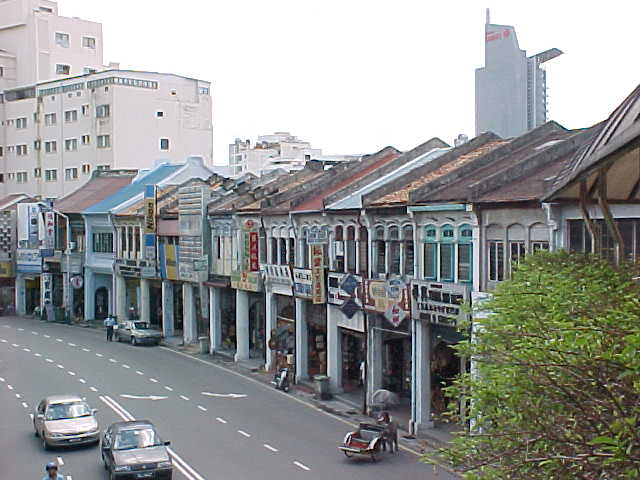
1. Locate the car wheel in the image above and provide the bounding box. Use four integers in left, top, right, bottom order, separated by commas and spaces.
131, 336, 137, 346
42, 435, 49, 451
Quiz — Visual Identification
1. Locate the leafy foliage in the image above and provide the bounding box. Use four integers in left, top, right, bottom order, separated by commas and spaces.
426, 251, 640, 479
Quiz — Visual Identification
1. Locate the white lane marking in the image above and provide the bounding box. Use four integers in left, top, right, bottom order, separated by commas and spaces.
29, 413, 34, 420
96, 353, 103, 357
109, 358, 117, 363
57, 456, 64, 465
179, 395, 190, 401
122, 364, 130, 369
7, 384, 13, 390
100, 396, 205, 480
22, 347, 31, 352
149, 378, 158, 383
164, 386, 173, 391
201, 392, 247, 399
264, 444, 279, 453
82, 348, 90, 352
21, 402, 28, 408
11, 343, 18, 347
44, 334, 50, 338
120, 394, 167, 401
79, 379, 86, 384
56, 338, 63, 342
238, 430, 251, 438
17, 328, 24, 331
31, 331, 38, 335
293, 461, 311, 471
216, 417, 227, 424
0, 339, 6, 342
66, 476, 72, 480
46, 358, 53, 363
89, 387, 98, 392
15, 393, 21, 398
57, 364, 65, 369
136, 370, 144, 375
197, 405, 207, 412
34, 353, 42, 357
68, 371, 76, 376
68, 343, 76, 347
0, 377, 4, 382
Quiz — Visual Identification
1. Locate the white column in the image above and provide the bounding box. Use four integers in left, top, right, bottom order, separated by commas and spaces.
235, 289, 250, 362
15, 274, 26, 316
161, 280, 174, 337
115, 274, 127, 322
183, 283, 197, 344
327, 305, 341, 393
367, 318, 383, 411
411, 318, 433, 434
295, 298, 308, 381
84, 269, 95, 321
264, 289, 276, 371
209, 287, 222, 353
140, 278, 150, 323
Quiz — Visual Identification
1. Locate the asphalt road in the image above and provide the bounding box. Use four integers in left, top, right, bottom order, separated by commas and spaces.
0, 316, 457, 480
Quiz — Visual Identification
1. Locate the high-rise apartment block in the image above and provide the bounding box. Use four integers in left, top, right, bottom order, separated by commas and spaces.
0, 0, 213, 199
475, 10, 562, 138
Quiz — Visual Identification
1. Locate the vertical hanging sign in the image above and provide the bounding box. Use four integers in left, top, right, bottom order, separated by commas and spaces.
143, 185, 157, 260
311, 244, 325, 304
44, 211, 56, 250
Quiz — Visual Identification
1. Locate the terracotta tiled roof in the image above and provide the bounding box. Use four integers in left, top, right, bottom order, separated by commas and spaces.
54, 170, 138, 213
370, 141, 507, 206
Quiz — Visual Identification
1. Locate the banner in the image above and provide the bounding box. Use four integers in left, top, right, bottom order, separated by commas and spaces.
311, 244, 325, 304
143, 185, 156, 260
231, 271, 262, 292
159, 243, 179, 280
364, 278, 410, 327
43, 211, 55, 250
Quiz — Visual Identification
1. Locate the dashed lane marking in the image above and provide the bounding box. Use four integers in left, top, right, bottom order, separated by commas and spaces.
17, 328, 24, 331
22, 348, 31, 352
57, 364, 65, 369
11, 343, 18, 347
29, 413, 34, 420
31, 331, 38, 335
15, 393, 20, 398
43, 335, 50, 338
109, 358, 117, 363
293, 461, 310, 471
0, 377, 4, 382
89, 387, 98, 392
68, 371, 76, 376
56, 338, 63, 342
264, 444, 278, 453
68, 343, 77, 347
79, 379, 86, 384
179, 395, 189, 401
0, 339, 6, 342
164, 386, 173, 391
46, 358, 53, 363
96, 353, 104, 358
238, 430, 251, 438
34, 353, 42, 357
57, 456, 64, 465
21, 402, 28, 408
197, 405, 207, 412
149, 378, 158, 383
216, 417, 227, 424
82, 348, 90, 352
7, 385, 13, 390
122, 364, 130, 369
136, 370, 144, 375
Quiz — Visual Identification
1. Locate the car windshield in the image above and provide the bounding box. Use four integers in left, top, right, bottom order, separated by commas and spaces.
114, 427, 162, 450
133, 322, 150, 330
45, 401, 92, 420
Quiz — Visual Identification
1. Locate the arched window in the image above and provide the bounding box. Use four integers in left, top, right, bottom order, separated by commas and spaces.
487, 224, 504, 282
375, 226, 386, 274
300, 227, 309, 268
388, 226, 400, 275
439, 225, 454, 281
334, 225, 345, 272
358, 226, 369, 276
403, 225, 414, 276
346, 226, 356, 273
423, 224, 437, 280
457, 224, 472, 283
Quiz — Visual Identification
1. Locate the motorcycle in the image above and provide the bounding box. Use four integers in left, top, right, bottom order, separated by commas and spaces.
271, 367, 290, 392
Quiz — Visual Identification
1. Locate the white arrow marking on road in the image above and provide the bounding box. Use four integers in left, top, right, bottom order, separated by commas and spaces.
293, 461, 311, 471
201, 392, 247, 399
264, 444, 279, 453
238, 430, 251, 438
57, 456, 64, 465
120, 394, 168, 401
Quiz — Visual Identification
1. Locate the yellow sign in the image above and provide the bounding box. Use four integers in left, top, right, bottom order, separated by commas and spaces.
311, 245, 325, 304
163, 244, 178, 280
231, 271, 262, 292
144, 185, 156, 234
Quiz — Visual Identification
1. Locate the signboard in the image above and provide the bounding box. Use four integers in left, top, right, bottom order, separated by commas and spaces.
241, 220, 259, 272
211, 219, 233, 237
42, 272, 52, 303
140, 265, 157, 278
0, 261, 13, 278
411, 281, 468, 327
70, 275, 84, 289
43, 211, 55, 250
231, 271, 262, 292
144, 185, 157, 260
306, 226, 329, 245
293, 268, 312, 299
363, 278, 410, 328
16, 249, 42, 273
159, 243, 179, 280
310, 244, 325, 304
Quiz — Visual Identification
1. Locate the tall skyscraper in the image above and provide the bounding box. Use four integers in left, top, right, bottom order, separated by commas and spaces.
475, 9, 562, 138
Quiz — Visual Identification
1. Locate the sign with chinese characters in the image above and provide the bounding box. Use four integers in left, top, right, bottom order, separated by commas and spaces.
242, 220, 260, 272
231, 271, 262, 292
306, 225, 329, 245
143, 185, 157, 260
293, 268, 312, 299
16, 249, 41, 273
311, 244, 325, 304
411, 280, 469, 327
363, 278, 410, 327
43, 211, 55, 250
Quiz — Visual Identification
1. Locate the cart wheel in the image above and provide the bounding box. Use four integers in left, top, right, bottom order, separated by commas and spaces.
343, 451, 353, 458
371, 444, 380, 462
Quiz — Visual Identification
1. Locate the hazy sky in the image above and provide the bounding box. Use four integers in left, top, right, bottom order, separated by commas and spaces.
60, 0, 640, 165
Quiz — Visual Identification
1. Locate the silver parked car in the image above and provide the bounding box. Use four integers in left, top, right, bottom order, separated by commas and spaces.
33, 394, 100, 449
116, 321, 162, 346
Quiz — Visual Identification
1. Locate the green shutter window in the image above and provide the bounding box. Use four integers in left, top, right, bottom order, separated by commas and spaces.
424, 243, 437, 279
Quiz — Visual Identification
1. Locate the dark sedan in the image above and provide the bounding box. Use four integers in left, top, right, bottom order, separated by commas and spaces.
101, 420, 172, 479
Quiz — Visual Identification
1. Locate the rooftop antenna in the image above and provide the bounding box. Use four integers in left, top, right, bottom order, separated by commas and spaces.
486, 8, 490, 25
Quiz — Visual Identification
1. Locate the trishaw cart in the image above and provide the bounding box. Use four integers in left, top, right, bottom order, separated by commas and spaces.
339, 423, 386, 462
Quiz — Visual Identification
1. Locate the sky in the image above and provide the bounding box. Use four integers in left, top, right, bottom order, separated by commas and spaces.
59, 0, 640, 166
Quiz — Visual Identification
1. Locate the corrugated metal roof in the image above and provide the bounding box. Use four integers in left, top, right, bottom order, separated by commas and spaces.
83, 164, 181, 214
54, 171, 138, 214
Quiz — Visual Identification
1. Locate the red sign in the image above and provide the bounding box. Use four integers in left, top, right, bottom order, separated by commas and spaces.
486, 28, 510, 42
249, 231, 259, 272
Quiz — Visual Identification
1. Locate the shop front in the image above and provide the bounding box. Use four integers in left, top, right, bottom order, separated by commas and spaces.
271, 293, 295, 371
248, 292, 266, 360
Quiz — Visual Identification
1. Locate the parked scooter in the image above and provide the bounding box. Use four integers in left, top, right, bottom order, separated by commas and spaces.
271, 367, 290, 392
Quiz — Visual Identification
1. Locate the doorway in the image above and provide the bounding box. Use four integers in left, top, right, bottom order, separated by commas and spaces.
95, 287, 109, 320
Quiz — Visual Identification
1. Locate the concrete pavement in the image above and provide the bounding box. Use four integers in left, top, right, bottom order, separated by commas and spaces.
0, 315, 459, 479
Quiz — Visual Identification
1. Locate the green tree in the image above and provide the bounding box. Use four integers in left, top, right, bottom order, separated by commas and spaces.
428, 251, 640, 479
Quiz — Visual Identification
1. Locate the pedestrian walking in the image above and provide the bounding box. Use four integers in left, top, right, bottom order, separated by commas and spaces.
42, 462, 64, 480
104, 314, 116, 341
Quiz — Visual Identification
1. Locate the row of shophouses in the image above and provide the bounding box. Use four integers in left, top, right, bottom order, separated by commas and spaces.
4, 83, 640, 435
